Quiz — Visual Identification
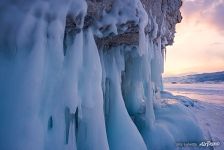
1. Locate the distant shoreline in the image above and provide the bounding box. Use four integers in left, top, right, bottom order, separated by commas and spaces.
163, 71, 224, 84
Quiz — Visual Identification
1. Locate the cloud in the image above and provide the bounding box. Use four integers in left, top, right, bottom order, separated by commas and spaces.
182, 0, 224, 32
210, 42, 224, 46
210, 2, 224, 31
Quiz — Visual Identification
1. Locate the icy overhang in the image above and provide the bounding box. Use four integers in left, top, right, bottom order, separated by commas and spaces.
65, 0, 182, 48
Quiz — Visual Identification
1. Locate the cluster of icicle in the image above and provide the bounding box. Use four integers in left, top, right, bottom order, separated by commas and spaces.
0, 0, 203, 150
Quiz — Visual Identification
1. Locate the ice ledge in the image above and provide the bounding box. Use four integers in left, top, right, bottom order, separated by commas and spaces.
65, 0, 182, 47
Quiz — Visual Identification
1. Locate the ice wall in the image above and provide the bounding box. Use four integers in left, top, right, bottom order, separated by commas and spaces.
0, 0, 204, 150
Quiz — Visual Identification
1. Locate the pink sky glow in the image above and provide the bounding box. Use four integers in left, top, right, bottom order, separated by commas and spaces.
164, 0, 224, 76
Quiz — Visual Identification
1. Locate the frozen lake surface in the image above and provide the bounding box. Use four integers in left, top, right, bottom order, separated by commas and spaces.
164, 83, 224, 104
164, 83, 224, 150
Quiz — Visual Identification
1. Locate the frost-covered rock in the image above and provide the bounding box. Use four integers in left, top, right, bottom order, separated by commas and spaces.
0, 0, 204, 150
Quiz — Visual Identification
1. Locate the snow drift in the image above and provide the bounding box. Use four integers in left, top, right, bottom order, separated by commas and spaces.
0, 0, 204, 150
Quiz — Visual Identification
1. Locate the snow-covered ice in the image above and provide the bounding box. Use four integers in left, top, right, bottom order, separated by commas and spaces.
164, 82, 224, 150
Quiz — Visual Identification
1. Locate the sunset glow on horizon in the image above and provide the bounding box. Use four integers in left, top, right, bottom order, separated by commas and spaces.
164, 0, 224, 76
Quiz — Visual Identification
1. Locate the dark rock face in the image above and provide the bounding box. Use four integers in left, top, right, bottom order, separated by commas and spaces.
65, 0, 182, 48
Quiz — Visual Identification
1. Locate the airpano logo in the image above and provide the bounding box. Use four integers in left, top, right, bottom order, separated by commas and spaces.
176, 141, 222, 148
199, 141, 221, 147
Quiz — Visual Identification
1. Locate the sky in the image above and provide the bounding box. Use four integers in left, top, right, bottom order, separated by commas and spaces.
164, 0, 224, 76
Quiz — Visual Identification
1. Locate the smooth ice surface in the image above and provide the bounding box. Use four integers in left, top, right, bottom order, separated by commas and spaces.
164, 83, 224, 104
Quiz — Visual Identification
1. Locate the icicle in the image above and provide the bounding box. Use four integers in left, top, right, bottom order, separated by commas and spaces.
137, 1, 148, 56
100, 46, 147, 150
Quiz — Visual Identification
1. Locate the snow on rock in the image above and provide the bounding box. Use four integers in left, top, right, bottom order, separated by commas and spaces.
0, 0, 204, 150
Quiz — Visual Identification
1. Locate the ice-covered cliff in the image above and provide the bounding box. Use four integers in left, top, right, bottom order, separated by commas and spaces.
0, 0, 204, 150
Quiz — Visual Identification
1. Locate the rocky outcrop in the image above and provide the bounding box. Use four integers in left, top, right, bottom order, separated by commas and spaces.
65, 0, 182, 48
